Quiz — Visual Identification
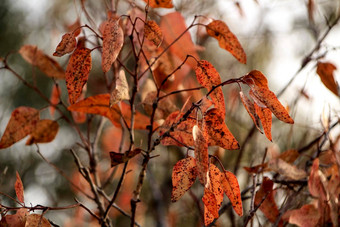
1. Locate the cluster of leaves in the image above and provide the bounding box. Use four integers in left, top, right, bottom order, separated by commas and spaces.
0, 0, 339, 226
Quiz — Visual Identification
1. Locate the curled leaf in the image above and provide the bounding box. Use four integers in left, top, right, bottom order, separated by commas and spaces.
15, 172, 24, 204
53, 32, 76, 57
193, 125, 209, 187
239, 91, 261, 131
171, 157, 198, 202
110, 148, 142, 167
316, 62, 339, 96
26, 120, 59, 145
143, 0, 173, 8
0, 107, 39, 149
206, 20, 246, 64
49, 84, 61, 117
144, 20, 163, 47
110, 69, 130, 107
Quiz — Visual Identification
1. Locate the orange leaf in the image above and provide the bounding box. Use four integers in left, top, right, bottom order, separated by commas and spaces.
193, 125, 209, 186
142, 91, 178, 120
316, 62, 339, 96
0, 208, 28, 227
221, 170, 243, 216
53, 32, 76, 57
242, 70, 268, 88
283, 204, 320, 227
49, 84, 61, 117
144, 20, 163, 47
254, 103, 272, 141
109, 69, 130, 107
15, 171, 24, 204
206, 20, 246, 64
243, 163, 268, 174
143, 0, 173, 8
0, 107, 39, 149
25, 214, 51, 227
239, 91, 261, 131
203, 108, 239, 150
195, 60, 225, 116
255, 177, 281, 224
25, 120, 59, 145
171, 157, 198, 202
65, 47, 92, 104
19, 45, 65, 79
160, 12, 199, 69
308, 158, 328, 201
102, 17, 124, 73
110, 148, 142, 167
202, 189, 218, 224
68, 94, 151, 129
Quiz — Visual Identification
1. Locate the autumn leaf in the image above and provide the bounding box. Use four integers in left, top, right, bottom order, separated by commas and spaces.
171, 157, 198, 202
193, 125, 209, 187
15, 171, 24, 204
49, 84, 61, 117
268, 158, 307, 180
203, 108, 239, 150
109, 69, 130, 107
19, 45, 65, 79
25, 214, 51, 227
101, 17, 124, 73
242, 70, 268, 88
316, 62, 339, 96
144, 20, 163, 47
0, 208, 28, 227
110, 148, 142, 167
142, 91, 178, 120
143, 0, 173, 8
26, 120, 59, 145
67, 18, 81, 37
206, 20, 246, 64
53, 32, 76, 57
308, 158, 328, 201
68, 94, 152, 129
221, 170, 243, 216
202, 189, 218, 224
254, 103, 272, 141
195, 60, 225, 116
65, 47, 92, 104
0, 107, 39, 149
239, 91, 261, 131
255, 177, 281, 224
282, 204, 320, 227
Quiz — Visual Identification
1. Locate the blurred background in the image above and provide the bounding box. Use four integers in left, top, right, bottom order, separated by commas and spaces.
0, 0, 339, 226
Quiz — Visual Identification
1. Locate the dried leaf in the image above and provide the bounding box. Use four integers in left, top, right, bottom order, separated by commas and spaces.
143, 0, 173, 8
26, 120, 59, 145
142, 91, 178, 120
242, 70, 268, 88
268, 158, 307, 180
308, 158, 328, 201
102, 18, 124, 73
239, 91, 261, 131
0, 208, 28, 227
221, 170, 243, 216
160, 12, 199, 69
243, 163, 268, 174
144, 20, 163, 47
283, 204, 320, 227
19, 45, 65, 79
279, 149, 299, 163
25, 214, 51, 227
171, 157, 198, 202
67, 18, 81, 37
193, 125, 209, 186
203, 108, 239, 150
15, 171, 24, 203
195, 60, 225, 116
206, 20, 246, 64
110, 69, 130, 107
316, 62, 339, 96
53, 32, 76, 57
0, 107, 39, 149
254, 103, 272, 141
255, 177, 281, 224
49, 84, 61, 117
65, 47, 92, 104
202, 189, 218, 224
68, 94, 152, 129
110, 148, 142, 167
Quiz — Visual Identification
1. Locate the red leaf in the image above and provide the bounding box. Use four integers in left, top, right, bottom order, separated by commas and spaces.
25, 120, 59, 145
308, 158, 328, 201
101, 18, 124, 73
15, 171, 24, 203
283, 204, 320, 227
193, 125, 209, 186
144, 20, 163, 47
49, 84, 61, 117
143, 0, 173, 8
0, 107, 39, 149
206, 20, 246, 64
171, 157, 198, 202
53, 32, 76, 57
221, 170, 243, 216
19, 45, 65, 79
254, 103, 272, 141
0, 208, 28, 227
65, 47, 92, 104
316, 62, 339, 96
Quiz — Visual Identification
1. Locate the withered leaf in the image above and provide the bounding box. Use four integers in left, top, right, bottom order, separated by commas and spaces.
268, 158, 307, 180
65, 47, 92, 104
221, 170, 243, 216
171, 157, 198, 202
144, 20, 163, 47
110, 69, 130, 107
202, 189, 218, 224
0, 107, 39, 149
193, 125, 209, 187
308, 158, 328, 201
316, 62, 339, 96
206, 20, 246, 64
25, 214, 51, 227
142, 91, 178, 120
0, 208, 28, 227
26, 120, 59, 145
143, 0, 173, 8
242, 70, 268, 88
53, 32, 76, 57
19, 45, 65, 79
254, 103, 272, 141
15, 171, 24, 204
102, 18, 124, 73
49, 84, 61, 117
110, 148, 142, 167
283, 204, 320, 227
239, 91, 261, 131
